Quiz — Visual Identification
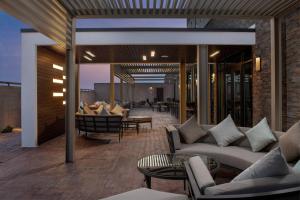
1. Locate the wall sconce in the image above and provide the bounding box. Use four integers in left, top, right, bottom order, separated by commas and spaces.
63, 100, 66, 105
53, 78, 63, 84
53, 92, 63, 97
53, 64, 63, 71
256, 57, 261, 72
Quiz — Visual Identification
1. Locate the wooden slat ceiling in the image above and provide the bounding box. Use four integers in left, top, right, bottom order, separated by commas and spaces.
0, 0, 298, 47
59, 0, 298, 19
76, 45, 196, 64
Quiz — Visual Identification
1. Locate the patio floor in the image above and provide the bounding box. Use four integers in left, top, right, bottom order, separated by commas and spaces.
0, 108, 185, 200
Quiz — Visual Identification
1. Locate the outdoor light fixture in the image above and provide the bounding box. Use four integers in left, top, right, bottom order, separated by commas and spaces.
53, 78, 63, 84
161, 55, 169, 58
256, 57, 261, 72
143, 55, 147, 61
53, 92, 63, 97
85, 51, 95, 57
63, 100, 66, 105
63, 75, 66, 80
151, 51, 155, 57
210, 51, 220, 58
84, 55, 92, 61
63, 88, 66, 92
53, 64, 63, 71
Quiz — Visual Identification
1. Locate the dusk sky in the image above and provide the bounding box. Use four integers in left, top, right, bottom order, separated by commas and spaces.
0, 11, 186, 88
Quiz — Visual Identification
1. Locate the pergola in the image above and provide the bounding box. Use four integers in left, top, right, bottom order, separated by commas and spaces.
0, 0, 298, 162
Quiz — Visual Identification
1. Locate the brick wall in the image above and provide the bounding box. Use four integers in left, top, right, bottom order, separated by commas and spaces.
253, 20, 272, 125
283, 6, 300, 130
37, 46, 65, 144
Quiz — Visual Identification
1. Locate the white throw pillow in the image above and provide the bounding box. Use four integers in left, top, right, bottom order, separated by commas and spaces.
232, 148, 290, 182
178, 116, 207, 144
209, 115, 244, 147
245, 118, 277, 152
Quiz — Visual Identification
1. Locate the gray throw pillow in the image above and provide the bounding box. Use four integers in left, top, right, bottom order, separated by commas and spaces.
98, 108, 111, 116
293, 160, 300, 174
178, 116, 207, 144
279, 120, 300, 162
209, 115, 244, 147
245, 118, 277, 152
232, 148, 290, 182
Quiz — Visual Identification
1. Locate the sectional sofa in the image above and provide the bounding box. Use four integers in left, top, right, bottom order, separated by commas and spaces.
165, 115, 300, 199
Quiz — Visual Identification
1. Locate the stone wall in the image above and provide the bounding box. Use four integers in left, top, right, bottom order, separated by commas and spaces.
0, 86, 21, 130
253, 20, 272, 125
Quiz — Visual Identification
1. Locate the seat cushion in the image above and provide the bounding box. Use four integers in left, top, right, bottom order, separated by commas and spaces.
177, 143, 265, 170
178, 116, 207, 144
99, 188, 188, 200
205, 174, 300, 195
209, 115, 244, 147
232, 148, 290, 182
245, 118, 277, 152
189, 156, 215, 192
279, 121, 300, 162
111, 104, 124, 116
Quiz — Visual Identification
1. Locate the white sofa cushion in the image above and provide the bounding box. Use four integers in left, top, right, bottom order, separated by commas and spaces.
232, 148, 290, 182
205, 174, 300, 195
178, 116, 207, 144
189, 156, 215, 192
209, 115, 244, 147
99, 188, 188, 200
245, 118, 277, 152
279, 120, 300, 162
177, 143, 265, 170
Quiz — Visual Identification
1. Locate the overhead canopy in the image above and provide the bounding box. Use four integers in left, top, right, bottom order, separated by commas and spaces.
0, 0, 299, 46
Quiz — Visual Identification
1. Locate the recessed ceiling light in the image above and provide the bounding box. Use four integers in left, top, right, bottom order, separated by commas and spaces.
161, 55, 168, 58
151, 51, 155, 57
143, 55, 147, 61
210, 51, 220, 58
85, 51, 95, 57
84, 55, 92, 61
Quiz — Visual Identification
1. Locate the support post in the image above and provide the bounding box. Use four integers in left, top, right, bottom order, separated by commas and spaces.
110, 64, 115, 109
120, 79, 124, 105
197, 45, 209, 125
191, 65, 196, 102
75, 64, 80, 110
179, 63, 187, 123
270, 18, 283, 131
65, 17, 76, 163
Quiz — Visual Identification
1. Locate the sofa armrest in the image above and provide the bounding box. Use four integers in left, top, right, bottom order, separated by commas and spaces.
165, 125, 181, 153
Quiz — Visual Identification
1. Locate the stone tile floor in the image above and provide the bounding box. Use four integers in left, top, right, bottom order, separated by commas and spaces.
0, 108, 186, 200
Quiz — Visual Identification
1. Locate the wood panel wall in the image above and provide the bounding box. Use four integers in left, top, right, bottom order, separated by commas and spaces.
37, 46, 65, 144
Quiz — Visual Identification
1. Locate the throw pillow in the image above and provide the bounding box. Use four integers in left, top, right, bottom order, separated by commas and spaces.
279, 121, 300, 162
209, 115, 244, 147
98, 107, 111, 116
232, 148, 290, 182
111, 104, 124, 116
95, 105, 104, 114
83, 105, 94, 115
178, 116, 207, 144
245, 118, 277, 152
293, 160, 300, 173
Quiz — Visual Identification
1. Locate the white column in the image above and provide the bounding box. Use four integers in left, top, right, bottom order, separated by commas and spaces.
197, 45, 209, 125
270, 18, 283, 131
65, 17, 76, 163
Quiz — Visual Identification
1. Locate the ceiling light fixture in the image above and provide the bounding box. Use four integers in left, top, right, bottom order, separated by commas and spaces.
143, 55, 147, 61
210, 51, 220, 58
85, 51, 95, 57
151, 51, 155, 57
84, 55, 92, 61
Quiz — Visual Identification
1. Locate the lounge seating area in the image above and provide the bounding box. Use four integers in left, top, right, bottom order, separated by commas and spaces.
99, 114, 300, 200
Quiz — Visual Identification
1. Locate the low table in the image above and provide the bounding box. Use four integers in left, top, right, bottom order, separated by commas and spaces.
137, 154, 219, 189
123, 116, 152, 134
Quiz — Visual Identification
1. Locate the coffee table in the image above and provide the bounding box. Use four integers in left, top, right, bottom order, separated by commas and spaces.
137, 154, 219, 189
122, 116, 152, 134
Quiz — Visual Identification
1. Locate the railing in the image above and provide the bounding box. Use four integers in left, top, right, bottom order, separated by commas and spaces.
0, 81, 21, 87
